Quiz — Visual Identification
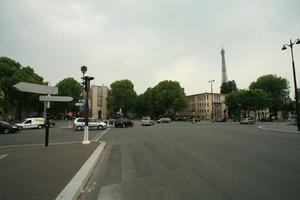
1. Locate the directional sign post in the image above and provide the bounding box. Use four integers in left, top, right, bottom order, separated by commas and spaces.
39, 96, 73, 146
14, 82, 73, 146
39, 96, 73, 102
14, 82, 58, 94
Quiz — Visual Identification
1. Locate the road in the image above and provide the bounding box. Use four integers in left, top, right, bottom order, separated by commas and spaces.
81, 122, 300, 200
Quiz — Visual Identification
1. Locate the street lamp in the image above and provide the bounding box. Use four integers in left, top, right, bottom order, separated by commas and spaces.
209, 80, 215, 121
80, 66, 94, 144
282, 38, 300, 131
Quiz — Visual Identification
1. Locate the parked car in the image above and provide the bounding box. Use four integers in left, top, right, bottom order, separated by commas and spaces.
188, 117, 201, 123
141, 117, 154, 126
260, 117, 273, 122
115, 118, 134, 128
157, 117, 171, 123
73, 118, 107, 131
286, 117, 297, 125
16, 117, 45, 129
240, 117, 255, 124
0, 120, 20, 134
48, 119, 56, 127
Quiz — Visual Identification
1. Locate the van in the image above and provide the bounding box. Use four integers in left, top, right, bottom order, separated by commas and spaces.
16, 117, 45, 129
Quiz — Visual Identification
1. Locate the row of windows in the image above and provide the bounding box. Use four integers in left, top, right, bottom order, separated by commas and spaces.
188, 94, 222, 102
190, 103, 210, 108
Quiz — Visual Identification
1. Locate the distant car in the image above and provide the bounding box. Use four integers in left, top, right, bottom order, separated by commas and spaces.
46, 119, 56, 127
0, 120, 20, 134
286, 117, 297, 125
188, 117, 201, 123
141, 117, 154, 126
16, 117, 45, 129
115, 118, 134, 128
240, 117, 255, 124
157, 117, 171, 123
73, 118, 107, 131
260, 117, 273, 122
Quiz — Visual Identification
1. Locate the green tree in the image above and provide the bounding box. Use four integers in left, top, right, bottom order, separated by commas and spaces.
0, 57, 45, 120
249, 74, 289, 114
107, 79, 137, 115
225, 89, 268, 118
220, 80, 238, 94
52, 77, 82, 115
152, 80, 188, 118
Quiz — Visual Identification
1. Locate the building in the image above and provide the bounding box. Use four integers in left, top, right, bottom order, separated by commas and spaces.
181, 93, 226, 120
90, 85, 109, 119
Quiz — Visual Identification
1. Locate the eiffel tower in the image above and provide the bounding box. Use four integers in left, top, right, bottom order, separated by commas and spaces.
221, 46, 228, 82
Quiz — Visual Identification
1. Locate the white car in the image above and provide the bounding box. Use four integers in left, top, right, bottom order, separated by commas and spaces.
157, 117, 171, 123
73, 118, 107, 131
141, 117, 154, 126
16, 117, 45, 129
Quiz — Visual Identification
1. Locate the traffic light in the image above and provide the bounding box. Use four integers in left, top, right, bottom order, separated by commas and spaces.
81, 76, 94, 92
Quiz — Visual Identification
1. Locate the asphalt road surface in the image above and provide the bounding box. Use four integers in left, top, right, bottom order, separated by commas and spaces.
81, 122, 300, 200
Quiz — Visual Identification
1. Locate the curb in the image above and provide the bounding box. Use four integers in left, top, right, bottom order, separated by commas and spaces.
55, 141, 106, 200
258, 126, 299, 134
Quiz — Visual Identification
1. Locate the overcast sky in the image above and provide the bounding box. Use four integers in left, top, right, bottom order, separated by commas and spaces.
1, 0, 300, 95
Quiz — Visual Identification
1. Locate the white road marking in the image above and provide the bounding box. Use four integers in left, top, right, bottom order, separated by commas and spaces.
0, 154, 8, 160
92, 128, 110, 142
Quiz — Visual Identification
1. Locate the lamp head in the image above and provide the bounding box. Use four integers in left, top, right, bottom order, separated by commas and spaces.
296, 39, 300, 45
281, 45, 287, 50
81, 66, 87, 75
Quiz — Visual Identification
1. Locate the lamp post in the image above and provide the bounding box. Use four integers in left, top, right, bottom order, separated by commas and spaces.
81, 66, 94, 144
209, 80, 215, 121
282, 38, 300, 131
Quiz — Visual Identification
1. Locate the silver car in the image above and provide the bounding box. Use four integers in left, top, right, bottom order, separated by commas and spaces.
73, 118, 107, 130
240, 117, 255, 124
141, 117, 154, 126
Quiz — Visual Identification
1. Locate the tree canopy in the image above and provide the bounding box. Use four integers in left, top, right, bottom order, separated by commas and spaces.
51, 77, 82, 114
0, 57, 45, 120
107, 79, 137, 115
225, 89, 269, 118
220, 80, 238, 94
249, 74, 289, 114
136, 80, 188, 118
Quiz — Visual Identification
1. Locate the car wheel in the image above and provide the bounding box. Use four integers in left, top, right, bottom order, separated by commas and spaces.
76, 126, 83, 131
4, 129, 10, 134
18, 126, 23, 131
97, 125, 103, 130
37, 125, 43, 129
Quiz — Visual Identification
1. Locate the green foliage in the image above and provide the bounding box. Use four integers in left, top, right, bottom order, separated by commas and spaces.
52, 77, 82, 114
107, 79, 137, 115
225, 89, 269, 118
0, 57, 45, 120
249, 74, 289, 113
136, 80, 188, 118
220, 80, 238, 94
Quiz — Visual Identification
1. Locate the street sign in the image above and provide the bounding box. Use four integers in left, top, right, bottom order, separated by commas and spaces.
39, 96, 73, 102
14, 82, 58, 95
75, 103, 84, 106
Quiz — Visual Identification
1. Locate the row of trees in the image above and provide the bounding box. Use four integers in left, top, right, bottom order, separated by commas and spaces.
0, 57, 82, 121
223, 75, 291, 119
107, 80, 188, 118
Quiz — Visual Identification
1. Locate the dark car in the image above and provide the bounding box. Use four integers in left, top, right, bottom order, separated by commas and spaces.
115, 118, 134, 128
48, 119, 56, 127
0, 120, 20, 134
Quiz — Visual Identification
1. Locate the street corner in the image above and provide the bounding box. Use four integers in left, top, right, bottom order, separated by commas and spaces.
0, 141, 103, 200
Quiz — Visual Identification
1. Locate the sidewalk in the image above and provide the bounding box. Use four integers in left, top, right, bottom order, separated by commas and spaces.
257, 122, 299, 134
0, 141, 104, 200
